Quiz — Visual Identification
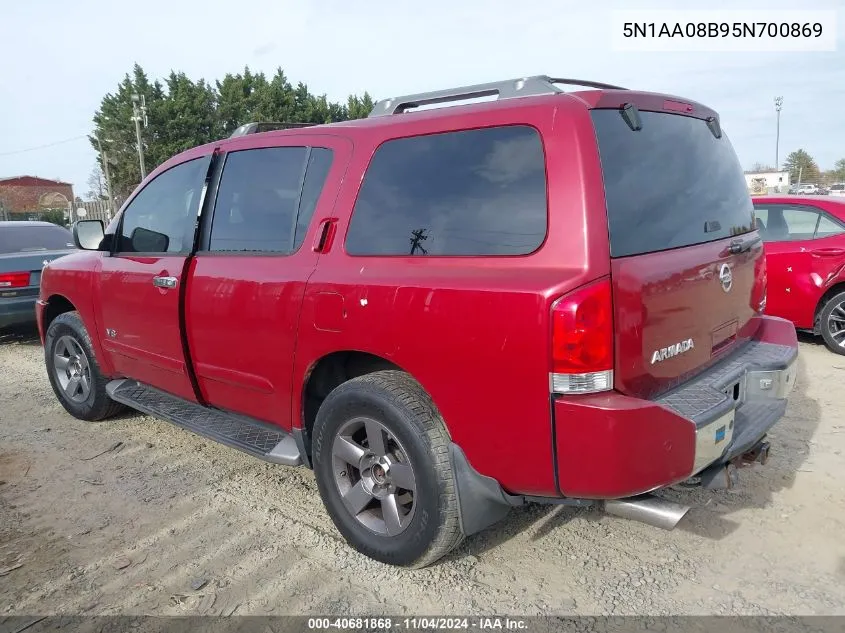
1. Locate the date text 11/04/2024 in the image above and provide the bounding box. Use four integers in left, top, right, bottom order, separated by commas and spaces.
622, 22, 823, 38
307, 617, 529, 630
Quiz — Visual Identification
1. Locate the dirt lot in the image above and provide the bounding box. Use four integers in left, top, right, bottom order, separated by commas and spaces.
1, 326, 844, 617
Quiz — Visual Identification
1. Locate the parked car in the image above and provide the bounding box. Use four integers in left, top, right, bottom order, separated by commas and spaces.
829, 183, 845, 198
37, 75, 798, 567
791, 183, 819, 195
752, 196, 845, 354
0, 221, 75, 329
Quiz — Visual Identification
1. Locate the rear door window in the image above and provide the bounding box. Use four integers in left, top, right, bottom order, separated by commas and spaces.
753, 205, 834, 242
815, 214, 845, 238
591, 110, 754, 258
209, 147, 309, 253
346, 125, 547, 256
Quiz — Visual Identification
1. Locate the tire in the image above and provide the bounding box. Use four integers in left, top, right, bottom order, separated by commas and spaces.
819, 291, 845, 355
312, 370, 463, 567
44, 311, 125, 421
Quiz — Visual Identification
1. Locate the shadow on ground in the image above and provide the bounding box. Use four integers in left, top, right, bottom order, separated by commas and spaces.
0, 324, 40, 346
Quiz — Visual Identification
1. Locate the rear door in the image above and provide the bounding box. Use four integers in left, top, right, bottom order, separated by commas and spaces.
590, 107, 763, 399
753, 204, 821, 327
97, 155, 210, 401
185, 134, 350, 428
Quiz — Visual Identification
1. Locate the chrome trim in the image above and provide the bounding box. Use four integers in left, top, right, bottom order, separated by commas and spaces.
692, 410, 735, 474
152, 275, 178, 289
719, 263, 733, 293
746, 356, 798, 400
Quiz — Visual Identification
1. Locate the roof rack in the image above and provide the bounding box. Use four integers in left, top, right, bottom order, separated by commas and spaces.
368, 75, 627, 118
229, 122, 318, 138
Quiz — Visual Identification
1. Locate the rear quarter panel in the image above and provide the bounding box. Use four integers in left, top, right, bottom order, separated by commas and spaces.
294, 96, 611, 496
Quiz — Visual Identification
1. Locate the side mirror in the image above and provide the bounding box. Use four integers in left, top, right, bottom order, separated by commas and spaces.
72, 220, 105, 250
130, 227, 169, 253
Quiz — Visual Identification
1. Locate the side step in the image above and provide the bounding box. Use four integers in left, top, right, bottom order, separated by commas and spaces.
106, 379, 301, 466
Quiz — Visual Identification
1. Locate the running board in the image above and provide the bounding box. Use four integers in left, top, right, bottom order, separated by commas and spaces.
106, 379, 301, 466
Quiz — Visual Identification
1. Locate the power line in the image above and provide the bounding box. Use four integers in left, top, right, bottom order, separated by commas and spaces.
0, 135, 88, 157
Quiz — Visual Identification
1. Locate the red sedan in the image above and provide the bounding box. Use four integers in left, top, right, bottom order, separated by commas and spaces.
752, 196, 845, 354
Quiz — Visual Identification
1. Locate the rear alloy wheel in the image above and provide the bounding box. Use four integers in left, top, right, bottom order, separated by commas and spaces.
331, 416, 417, 536
45, 311, 125, 421
820, 291, 845, 355
312, 370, 463, 567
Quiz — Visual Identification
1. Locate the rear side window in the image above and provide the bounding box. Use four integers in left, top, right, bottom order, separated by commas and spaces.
816, 214, 845, 238
346, 125, 547, 256
0, 225, 74, 254
591, 110, 754, 258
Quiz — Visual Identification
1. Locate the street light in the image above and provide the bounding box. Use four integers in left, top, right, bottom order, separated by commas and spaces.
774, 96, 783, 170
130, 92, 147, 180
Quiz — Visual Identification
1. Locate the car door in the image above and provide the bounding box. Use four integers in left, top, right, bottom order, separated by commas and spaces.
754, 204, 820, 328
809, 211, 845, 290
185, 134, 351, 428
97, 154, 211, 401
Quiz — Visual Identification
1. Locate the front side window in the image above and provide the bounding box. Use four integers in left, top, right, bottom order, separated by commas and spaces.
118, 158, 208, 253
346, 126, 547, 256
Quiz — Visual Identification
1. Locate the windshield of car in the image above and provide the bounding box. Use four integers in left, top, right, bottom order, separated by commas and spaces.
0, 224, 75, 254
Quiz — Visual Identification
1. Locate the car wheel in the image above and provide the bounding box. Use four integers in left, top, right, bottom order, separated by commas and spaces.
820, 291, 845, 355
312, 370, 463, 567
44, 311, 125, 421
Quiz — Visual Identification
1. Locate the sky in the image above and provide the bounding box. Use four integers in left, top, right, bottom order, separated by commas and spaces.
1, 0, 843, 195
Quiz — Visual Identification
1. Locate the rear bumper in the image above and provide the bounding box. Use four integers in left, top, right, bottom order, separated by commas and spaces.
553, 315, 798, 499
0, 296, 37, 329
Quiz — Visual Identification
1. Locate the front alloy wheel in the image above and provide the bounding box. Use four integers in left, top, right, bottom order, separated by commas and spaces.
53, 335, 92, 403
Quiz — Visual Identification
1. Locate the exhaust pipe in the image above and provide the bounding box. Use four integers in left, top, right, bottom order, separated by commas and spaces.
603, 494, 690, 530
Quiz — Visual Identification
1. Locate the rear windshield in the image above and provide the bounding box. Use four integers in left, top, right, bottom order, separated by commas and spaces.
0, 224, 74, 254
591, 110, 754, 258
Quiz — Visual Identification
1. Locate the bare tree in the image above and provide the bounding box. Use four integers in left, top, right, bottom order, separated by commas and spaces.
85, 165, 106, 200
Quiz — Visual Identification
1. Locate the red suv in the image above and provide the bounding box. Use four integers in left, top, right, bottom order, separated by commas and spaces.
752, 196, 845, 354
37, 76, 799, 567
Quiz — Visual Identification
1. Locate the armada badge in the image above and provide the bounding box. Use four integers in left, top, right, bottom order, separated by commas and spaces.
651, 339, 695, 364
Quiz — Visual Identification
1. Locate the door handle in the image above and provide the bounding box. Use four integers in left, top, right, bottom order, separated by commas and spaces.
152, 275, 178, 289
812, 248, 845, 257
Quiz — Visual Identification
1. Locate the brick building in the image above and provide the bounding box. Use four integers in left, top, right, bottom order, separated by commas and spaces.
0, 176, 74, 215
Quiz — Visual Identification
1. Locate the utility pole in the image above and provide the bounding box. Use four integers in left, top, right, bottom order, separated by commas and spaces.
774, 96, 783, 171
130, 92, 147, 180
409, 229, 429, 255
94, 132, 116, 217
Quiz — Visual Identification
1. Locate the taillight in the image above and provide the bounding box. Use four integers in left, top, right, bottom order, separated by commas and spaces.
0, 272, 30, 288
550, 278, 614, 395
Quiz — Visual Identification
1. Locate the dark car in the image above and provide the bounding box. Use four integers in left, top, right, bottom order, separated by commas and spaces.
0, 221, 76, 329
38, 75, 798, 567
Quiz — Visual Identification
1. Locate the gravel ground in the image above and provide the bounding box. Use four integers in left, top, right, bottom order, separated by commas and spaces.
1, 325, 843, 616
